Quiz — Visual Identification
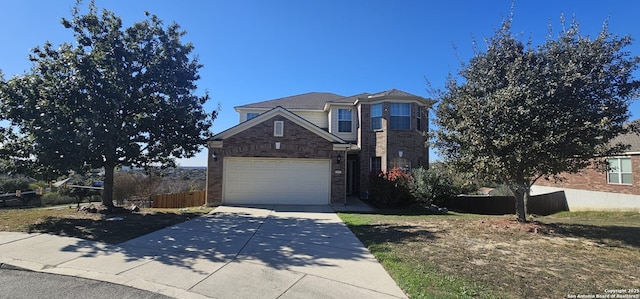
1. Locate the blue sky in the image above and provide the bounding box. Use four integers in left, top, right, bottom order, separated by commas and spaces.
1, 1, 639, 166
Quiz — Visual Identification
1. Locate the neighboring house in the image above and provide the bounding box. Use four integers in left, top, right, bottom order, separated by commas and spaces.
206, 89, 433, 206
533, 124, 640, 211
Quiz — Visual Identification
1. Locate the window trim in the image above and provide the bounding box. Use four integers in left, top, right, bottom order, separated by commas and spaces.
371, 104, 382, 131
607, 157, 632, 185
338, 108, 352, 133
390, 103, 411, 130
274, 121, 284, 137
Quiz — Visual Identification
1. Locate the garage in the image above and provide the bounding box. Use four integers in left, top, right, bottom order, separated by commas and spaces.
223, 157, 331, 205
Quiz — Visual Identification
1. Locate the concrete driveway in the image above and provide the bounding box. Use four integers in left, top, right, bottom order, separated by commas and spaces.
0, 205, 406, 299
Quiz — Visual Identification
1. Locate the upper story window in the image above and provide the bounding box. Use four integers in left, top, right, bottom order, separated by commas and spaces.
390, 103, 410, 130
274, 121, 284, 137
371, 104, 382, 130
608, 157, 632, 184
246, 113, 260, 120
416, 109, 422, 131
338, 109, 352, 132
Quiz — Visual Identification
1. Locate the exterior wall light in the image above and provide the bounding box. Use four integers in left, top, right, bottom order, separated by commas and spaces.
212, 152, 218, 162
398, 150, 403, 158
336, 153, 342, 164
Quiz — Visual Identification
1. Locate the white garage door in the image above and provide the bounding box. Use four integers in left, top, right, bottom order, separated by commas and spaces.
223, 158, 331, 205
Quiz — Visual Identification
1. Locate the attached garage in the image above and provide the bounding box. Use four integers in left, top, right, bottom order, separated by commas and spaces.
223, 157, 331, 205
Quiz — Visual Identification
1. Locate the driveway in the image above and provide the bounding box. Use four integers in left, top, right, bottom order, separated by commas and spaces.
0, 205, 406, 299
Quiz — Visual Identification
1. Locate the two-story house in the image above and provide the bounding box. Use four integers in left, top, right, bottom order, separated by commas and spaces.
205, 89, 433, 206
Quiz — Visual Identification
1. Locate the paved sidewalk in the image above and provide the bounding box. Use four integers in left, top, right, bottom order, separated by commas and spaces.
0, 205, 406, 299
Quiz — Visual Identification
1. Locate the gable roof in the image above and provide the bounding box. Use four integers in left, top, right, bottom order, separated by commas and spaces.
212, 106, 347, 143
235, 92, 345, 110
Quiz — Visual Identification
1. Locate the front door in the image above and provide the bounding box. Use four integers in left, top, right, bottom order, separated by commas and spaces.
347, 158, 357, 195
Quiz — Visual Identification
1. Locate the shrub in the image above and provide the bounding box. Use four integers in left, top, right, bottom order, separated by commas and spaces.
41, 192, 75, 206
411, 167, 457, 207
368, 168, 413, 208
0, 178, 31, 193
488, 184, 514, 196
0, 178, 43, 207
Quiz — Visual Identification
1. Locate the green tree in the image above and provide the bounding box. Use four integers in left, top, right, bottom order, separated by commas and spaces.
434, 18, 640, 222
0, 2, 215, 207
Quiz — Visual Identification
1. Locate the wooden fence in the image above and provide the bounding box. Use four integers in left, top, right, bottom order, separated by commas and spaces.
443, 191, 569, 216
152, 190, 206, 208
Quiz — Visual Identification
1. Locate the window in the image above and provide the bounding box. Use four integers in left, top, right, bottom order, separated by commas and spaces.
390, 103, 410, 130
390, 158, 411, 172
370, 157, 382, 173
246, 113, 259, 120
338, 109, 352, 132
371, 104, 382, 130
274, 121, 284, 137
416, 109, 422, 131
608, 157, 632, 184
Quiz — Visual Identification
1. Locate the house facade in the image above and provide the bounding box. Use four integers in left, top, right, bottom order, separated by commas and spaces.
206, 89, 433, 206
533, 126, 640, 211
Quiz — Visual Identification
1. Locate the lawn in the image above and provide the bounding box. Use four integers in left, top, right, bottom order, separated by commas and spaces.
0, 206, 213, 244
339, 211, 640, 299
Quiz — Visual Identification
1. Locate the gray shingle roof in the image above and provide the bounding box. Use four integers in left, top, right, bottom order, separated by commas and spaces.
236, 92, 345, 110
367, 89, 420, 98
235, 89, 429, 111
610, 119, 640, 152
326, 93, 370, 104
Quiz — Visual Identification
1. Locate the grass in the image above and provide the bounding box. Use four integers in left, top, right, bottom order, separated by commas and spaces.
0, 206, 213, 244
339, 210, 640, 299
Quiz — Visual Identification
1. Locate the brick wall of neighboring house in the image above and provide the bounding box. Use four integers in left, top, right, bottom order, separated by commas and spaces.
356, 102, 429, 199
535, 155, 640, 195
206, 115, 345, 206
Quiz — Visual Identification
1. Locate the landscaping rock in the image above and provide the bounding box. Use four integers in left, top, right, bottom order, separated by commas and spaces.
78, 204, 98, 213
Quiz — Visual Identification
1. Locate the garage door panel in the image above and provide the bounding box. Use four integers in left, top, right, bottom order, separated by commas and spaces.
223, 158, 330, 205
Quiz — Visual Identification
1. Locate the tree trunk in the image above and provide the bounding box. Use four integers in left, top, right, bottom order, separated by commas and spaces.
102, 163, 115, 207
510, 183, 528, 222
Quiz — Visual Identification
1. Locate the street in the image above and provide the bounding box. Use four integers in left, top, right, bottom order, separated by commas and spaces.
0, 268, 170, 299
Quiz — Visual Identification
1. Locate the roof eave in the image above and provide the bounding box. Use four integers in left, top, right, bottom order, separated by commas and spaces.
235, 107, 326, 113
354, 95, 435, 107
323, 101, 357, 111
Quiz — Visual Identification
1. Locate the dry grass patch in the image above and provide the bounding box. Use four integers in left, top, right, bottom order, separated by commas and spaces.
340, 211, 640, 299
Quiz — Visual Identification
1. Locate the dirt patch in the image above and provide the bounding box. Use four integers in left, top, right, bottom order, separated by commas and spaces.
479, 218, 562, 234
